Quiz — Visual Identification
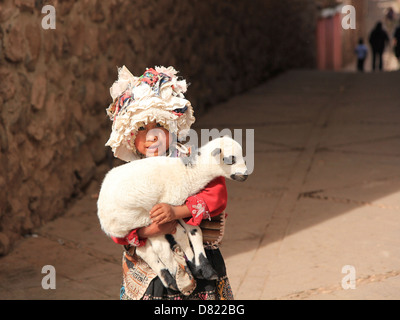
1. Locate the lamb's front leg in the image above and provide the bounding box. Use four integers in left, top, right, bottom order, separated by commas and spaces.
150, 230, 196, 296
180, 223, 218, 280
173, 219, 195, 262
135, 240, 178, 291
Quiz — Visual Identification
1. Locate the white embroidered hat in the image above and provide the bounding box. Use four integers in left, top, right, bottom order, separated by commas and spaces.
105, 66, 196, 162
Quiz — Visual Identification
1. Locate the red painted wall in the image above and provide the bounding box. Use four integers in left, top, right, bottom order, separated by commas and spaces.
317, 13, 343, 70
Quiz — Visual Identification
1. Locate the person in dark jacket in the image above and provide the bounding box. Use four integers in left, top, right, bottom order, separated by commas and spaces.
369, 22, 389, 71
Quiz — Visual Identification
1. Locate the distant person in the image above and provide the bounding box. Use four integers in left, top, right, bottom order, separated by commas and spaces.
394, 22, 400, 61
369, 22, 389, 71
355, 38, 368, 72
385, 7, 396, 33
387, 8, 395, 20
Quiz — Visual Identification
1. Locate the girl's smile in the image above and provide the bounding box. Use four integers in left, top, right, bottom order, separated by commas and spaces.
134, 122, 170, 157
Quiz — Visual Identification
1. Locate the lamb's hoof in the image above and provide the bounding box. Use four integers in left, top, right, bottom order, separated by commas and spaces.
187, 260, 202, 278
201, 266, 218, 280
191, 265, 218, 280
189, 254, 218, 280
160, 269, 178, 291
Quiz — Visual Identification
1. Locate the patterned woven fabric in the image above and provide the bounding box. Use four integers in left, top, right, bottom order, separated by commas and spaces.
120, 246, 234, 300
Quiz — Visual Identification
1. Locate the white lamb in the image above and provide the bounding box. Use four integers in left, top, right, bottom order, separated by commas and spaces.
97, 136, 248, 295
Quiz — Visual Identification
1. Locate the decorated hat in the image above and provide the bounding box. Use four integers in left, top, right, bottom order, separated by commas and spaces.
105, 66, 196, 162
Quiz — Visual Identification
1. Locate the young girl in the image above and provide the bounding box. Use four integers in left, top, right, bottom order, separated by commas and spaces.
104, 66, 234, 300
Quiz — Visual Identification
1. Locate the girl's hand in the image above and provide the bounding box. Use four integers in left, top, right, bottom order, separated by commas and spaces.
150, 203, 177, 225
158, 220, 178, 235
137, 220, 177, 238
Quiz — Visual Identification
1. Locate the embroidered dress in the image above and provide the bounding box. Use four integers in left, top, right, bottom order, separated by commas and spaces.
118, 177, 234, 300
121, 246, 233, 300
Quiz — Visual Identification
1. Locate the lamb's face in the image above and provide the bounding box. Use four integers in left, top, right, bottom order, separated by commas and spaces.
210, 137, 248, 182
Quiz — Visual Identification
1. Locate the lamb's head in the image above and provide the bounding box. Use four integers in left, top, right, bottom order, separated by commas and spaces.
198, 136, 248, 182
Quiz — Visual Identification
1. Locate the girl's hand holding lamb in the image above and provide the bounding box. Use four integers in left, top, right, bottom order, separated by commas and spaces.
150, 203, 192, 225
150, 203, 177, 224
138, 220, 178, 238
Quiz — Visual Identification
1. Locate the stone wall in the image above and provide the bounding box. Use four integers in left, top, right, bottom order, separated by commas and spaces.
0, 0, 318, 255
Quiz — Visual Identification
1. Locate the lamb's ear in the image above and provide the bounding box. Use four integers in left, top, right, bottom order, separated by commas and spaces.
211, 148, 222, 157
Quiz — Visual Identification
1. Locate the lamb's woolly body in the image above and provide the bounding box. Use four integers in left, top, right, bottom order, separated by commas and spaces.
97, 155, 223, 238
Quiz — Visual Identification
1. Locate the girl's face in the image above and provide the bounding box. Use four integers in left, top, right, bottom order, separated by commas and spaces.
134, 121, 171, 157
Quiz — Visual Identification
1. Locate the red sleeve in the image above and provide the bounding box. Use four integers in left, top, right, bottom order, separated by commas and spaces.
111, 229, 147, 247
185, 176, 227, 226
